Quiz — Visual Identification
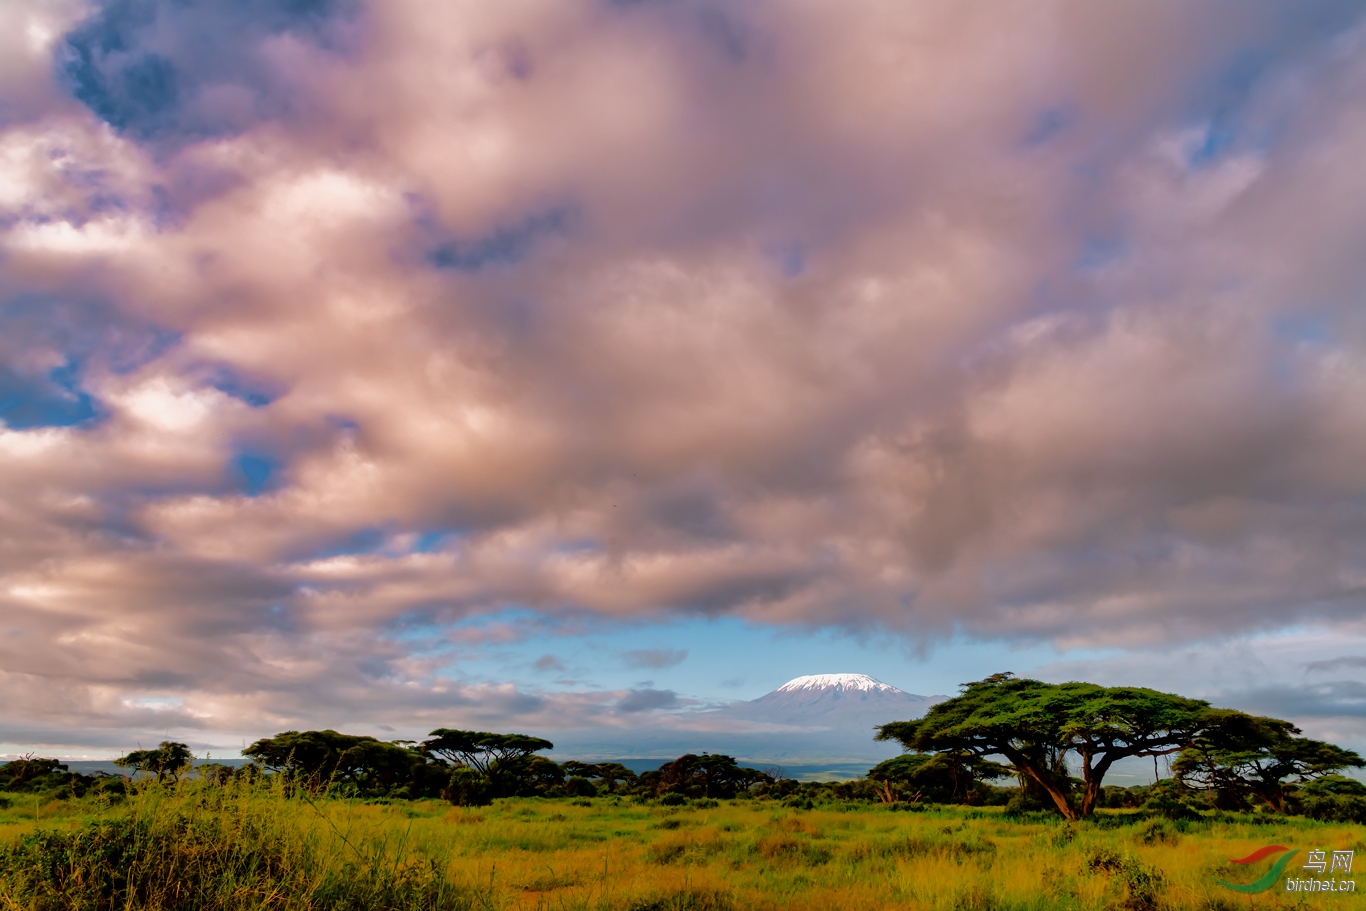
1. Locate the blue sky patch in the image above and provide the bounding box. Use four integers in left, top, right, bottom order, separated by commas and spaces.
1025, 105, 1075, 147
0, 363, 99, 429
59, 0, 357, 145
1075, 235, 1127, 271
427, 206, 575, 271
0, 295, 177, 428
233, 451, 282, 496
1273, 313, 1333, 345
413, 531, 451, 553
204, 365, 281, 408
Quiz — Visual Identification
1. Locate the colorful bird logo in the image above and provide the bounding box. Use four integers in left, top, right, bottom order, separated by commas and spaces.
1215, 845, 1298, 894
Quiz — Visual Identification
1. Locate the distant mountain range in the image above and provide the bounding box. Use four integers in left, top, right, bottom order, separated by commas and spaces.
553, 673, 946, 766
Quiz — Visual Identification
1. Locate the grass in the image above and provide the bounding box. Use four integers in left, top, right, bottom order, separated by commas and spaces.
0, 780, 1362, 910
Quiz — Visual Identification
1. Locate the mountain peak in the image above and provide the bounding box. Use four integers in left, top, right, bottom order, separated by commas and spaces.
774, 673, 903, 695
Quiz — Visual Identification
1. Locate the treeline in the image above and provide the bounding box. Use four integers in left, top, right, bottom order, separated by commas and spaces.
93, 730, 778, 806
5, 673, 1365, 822
0, 756, 130, 806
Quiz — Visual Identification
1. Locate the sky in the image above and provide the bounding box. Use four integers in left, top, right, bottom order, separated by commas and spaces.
2, 0, 1366, 762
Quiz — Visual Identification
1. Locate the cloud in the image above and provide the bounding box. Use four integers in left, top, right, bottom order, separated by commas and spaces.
624, 649, 687, 670
534, 654, 566, 672
1235, 681, 1366, 721
615, 689, 680, 714
1307, 656, 1366, 674
0, 0, 1364, 749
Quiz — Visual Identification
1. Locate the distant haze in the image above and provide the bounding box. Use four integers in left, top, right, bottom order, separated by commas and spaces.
551, 674, 942, 764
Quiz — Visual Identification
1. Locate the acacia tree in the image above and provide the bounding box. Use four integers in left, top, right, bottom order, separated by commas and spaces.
115, 741, 194, 782
877, 673, 1233, 820
653, 754, 770, 799
336, 740, 424, 793
576, 762, 638, 794
420, 730, 554, 797
1173, 714, 1364, 813
244, 730, 372, 785
244, 730, 422, 794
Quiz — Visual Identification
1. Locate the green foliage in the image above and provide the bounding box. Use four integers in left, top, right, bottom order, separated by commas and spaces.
562, 761, 638, 794
648, 754, 770, 799
1172, 714, 1364, 813
114, 742, 193, 783
443, 767, 491, 807
1136, 778, 1200, 820
420, 729, 553, 799
0, 755, 108, 804
1296, 773, 1366, 823
867, 751, 1010, 804
877, 672, 1240, 819
0, 758, 67, 791
242, 731, 426, 796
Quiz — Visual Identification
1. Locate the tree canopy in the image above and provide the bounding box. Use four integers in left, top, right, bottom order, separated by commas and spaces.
877, 673, 1231, 819
420, 730, 554, 798
645, 754, 770, 799
243, 730, 422, 793
1172, 713, 1364, 812
114, 741, 194, 782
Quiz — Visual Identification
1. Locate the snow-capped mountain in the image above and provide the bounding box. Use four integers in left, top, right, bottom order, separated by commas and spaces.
731, 673, 939, 727
775, 673, 906, 694
552, 673, 945, 765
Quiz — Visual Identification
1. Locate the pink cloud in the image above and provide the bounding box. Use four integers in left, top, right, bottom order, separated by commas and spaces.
1, 0, 1365, 746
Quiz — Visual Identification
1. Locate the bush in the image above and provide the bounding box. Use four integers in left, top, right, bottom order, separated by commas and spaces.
1284, 775, 1366, 822
1300, 795, 1366, 823
563, 776, 599, 798
444, 768, 491, 807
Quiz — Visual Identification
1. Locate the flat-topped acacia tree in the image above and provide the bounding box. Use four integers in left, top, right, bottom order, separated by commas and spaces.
876, 673, 1237, 820
420, 730, 554, 797
114, 741, 194, 783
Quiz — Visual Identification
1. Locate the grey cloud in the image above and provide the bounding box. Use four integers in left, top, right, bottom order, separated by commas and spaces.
1229, 681, 1366, 721
534, 654, 566, 672
1307, 656, 1366, 674
624, 649, 687, 670
616, 689, 680, 713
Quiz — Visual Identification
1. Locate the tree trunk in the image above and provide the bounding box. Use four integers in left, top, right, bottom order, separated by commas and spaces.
1036, 774, 1078, 821
1005, 748, 1077, 820
1079, 754, 1115, 817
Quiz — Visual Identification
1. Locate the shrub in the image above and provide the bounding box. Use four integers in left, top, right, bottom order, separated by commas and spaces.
444, 767, 491, 807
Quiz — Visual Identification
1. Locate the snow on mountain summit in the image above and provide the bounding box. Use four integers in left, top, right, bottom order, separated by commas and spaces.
699, 672, 944, 755
740, 673, 937, 726
775, 674, 903, 694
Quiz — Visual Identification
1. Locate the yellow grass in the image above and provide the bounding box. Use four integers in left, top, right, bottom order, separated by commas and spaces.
1, 781, 1362, 910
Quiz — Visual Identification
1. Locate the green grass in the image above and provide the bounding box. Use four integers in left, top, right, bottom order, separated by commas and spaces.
1, 781, 1361, 910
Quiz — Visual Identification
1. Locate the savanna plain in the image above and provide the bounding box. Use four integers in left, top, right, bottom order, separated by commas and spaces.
1, 778, 1361, 911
